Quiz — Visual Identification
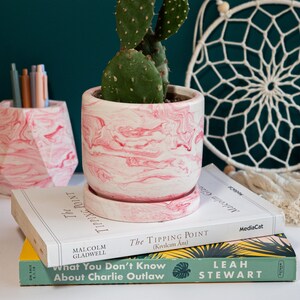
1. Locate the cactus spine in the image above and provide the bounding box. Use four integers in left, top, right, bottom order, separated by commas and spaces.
101, 0, 189, 103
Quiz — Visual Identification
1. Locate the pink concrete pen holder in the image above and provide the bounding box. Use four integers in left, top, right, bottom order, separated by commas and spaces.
0, 100, 78, 195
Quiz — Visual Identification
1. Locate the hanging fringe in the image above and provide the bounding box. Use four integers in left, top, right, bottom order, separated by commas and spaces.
225, 166, 300, 225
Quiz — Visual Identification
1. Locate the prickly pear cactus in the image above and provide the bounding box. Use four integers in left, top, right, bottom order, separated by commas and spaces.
135, 30, 169, 97
116, 0, 155, 49
101, 0, 189, 103
155, 0, 190, 41
101, 50, 164, 103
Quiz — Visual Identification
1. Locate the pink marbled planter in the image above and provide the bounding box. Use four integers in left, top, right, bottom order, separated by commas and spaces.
82, 86, 204, 222
0, 100, 78, 195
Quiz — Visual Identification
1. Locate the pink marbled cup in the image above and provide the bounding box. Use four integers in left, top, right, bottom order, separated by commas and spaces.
82, 86, 204, 206
0, 100, 78, 195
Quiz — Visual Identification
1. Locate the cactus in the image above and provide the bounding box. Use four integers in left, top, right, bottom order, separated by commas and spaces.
101, 0, 189, 103
155, 0, 190, 41
135, 29, 169, 98
116, 0, 155, 49
101, 49, 164, 103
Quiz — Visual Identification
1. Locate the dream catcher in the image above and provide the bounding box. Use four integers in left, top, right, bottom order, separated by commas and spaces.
186, 0, 300, 224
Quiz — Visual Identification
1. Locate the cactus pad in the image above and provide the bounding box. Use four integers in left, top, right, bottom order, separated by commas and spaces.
155, 0, 189, 41
100, 0, 190, 104
101, 49, 164, 103
136, 30, 169, 97
116, 0, 155, 49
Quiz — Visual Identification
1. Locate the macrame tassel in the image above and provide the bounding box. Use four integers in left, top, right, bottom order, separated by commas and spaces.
225, 166, 300, 225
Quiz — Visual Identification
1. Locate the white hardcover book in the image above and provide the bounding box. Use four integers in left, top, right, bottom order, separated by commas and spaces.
11, 164, 285, 267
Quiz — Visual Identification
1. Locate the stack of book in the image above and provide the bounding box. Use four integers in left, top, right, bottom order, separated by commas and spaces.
11, 164, 297, 285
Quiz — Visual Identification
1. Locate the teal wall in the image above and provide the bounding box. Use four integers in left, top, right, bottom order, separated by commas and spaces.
0, 0, 224, 172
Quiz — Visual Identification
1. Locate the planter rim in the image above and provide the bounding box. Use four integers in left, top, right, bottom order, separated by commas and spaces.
0, 100, 65, 111
82, 85, 204, 107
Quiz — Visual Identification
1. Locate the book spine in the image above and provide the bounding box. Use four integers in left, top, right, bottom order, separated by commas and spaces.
19, 256, 296, 285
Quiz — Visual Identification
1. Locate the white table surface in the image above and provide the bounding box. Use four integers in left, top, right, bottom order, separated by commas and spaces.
1, 174, 300, 300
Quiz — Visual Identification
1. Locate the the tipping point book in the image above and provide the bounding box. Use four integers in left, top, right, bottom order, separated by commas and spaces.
11, 164, 285, 267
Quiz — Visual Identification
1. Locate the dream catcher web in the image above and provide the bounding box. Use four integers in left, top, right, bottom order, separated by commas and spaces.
187, 0, 300, 172
186, 0, 300, 224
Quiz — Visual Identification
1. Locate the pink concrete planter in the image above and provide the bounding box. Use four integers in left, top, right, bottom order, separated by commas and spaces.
82, 86, 204, 222
0, 100, 78, 195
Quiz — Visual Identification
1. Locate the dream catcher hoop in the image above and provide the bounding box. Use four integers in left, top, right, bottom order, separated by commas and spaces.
186, 0, 300, 224
186, 0, 300, 173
